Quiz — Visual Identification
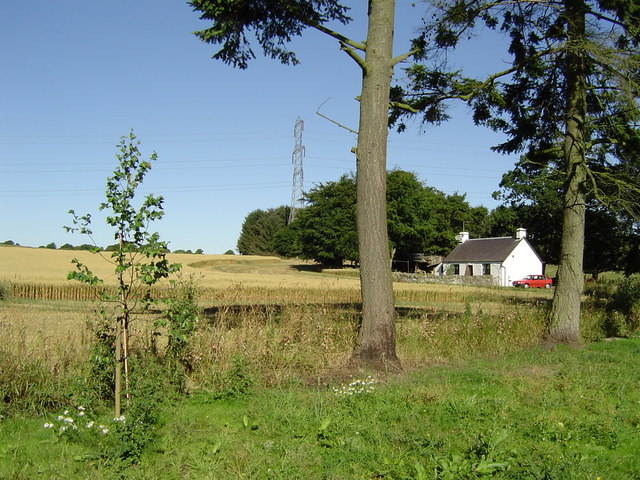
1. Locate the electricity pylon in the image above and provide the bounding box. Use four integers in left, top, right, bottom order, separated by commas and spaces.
289, 117, 305, 223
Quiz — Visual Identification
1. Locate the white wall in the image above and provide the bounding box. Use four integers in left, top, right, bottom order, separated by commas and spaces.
501, 240, 543, 286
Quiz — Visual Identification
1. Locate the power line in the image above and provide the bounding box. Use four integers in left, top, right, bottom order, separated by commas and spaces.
0, 181, 290, 197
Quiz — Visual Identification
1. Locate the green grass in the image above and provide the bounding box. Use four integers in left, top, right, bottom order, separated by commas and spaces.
2, 336, 638, 479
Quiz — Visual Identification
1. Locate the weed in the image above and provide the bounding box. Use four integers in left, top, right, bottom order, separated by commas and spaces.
213, 356, 254, 400
84, 307, 117, 403
0, 281, 10, 300
155, 273, 201, 392
0, 352, 72, 416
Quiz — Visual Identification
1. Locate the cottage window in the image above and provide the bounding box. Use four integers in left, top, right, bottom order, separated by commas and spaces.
453, 264, 460, 275
483, 264, 491, 275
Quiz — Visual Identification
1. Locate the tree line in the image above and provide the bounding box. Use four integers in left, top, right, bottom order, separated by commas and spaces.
237, 168, 640, 276
238, 170, 492, 266
0, 239, 205, 254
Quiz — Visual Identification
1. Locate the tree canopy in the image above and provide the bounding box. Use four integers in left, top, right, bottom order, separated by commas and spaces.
272, 170, 490, 267
391, 0, 640, 343
237, 206, 290, 256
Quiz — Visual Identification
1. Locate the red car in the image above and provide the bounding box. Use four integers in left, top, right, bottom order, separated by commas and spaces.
512, 275, 553, 289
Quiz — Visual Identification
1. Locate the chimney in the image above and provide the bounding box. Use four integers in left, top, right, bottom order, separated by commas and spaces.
516, 228, 527, 240
455, 231, 470, 243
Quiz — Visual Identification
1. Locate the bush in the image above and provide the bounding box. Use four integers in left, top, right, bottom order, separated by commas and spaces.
102, 358, 168, 466
606, 274, 640, 337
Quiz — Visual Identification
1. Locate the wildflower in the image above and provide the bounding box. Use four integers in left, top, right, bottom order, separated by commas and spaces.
77, 406, 85, 411
78, 411, 85, 417
86, 421, 95, 429
333, 376, 378, 396
43, 423, 53, 429
101, 428, 109, 435
113, 415, 126, 423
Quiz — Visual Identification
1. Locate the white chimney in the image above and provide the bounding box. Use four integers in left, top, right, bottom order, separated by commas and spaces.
455, 231, 470, 243
516, 228, 527, 240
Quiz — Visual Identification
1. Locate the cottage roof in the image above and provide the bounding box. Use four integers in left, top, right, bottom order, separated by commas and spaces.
443, 237, 523, 263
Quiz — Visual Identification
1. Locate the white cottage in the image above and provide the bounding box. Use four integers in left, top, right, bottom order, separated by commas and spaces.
440, 228, 544, 287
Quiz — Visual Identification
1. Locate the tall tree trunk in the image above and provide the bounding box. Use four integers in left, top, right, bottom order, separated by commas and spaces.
349, 0, 401, 371
548, 0, 587, 344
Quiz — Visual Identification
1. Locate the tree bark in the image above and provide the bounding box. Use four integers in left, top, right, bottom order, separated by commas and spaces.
548, 0, 587, 344
349, 0, 401, 371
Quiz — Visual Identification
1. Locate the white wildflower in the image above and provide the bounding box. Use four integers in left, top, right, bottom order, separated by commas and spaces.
333, 376, 378, 396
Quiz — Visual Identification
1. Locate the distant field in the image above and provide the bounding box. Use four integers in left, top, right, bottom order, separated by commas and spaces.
0, 245, 553, 307
0, 246, 360, 290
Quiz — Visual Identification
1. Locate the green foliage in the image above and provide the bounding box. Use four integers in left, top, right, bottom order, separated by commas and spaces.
65, 130, 181, 418
40, 360, 168, 468
213, 356, 254, 400
102, 360, 167, 466
236, 206, 290, 255
286, 174, 357, 267
494, 161, 639, 273
276, 171, 490, 266
84, 309, 117, 403
607, 274, 640, 336
189, 0, 351, 69
155, 274, 201, 392
581, 275, 640, 339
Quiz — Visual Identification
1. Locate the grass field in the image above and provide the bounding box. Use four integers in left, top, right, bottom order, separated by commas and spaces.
1, 245, 638, 478
1, 336, 638, 479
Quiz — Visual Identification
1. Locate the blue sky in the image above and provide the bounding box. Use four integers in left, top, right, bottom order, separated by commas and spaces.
1, 1, 517, 254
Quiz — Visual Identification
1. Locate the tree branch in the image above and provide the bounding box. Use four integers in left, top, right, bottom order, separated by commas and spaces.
391, 49, 418, 67
305, 21, 366, 69
340, 41, 366, 70
390, 101, 419, 113
316, 98, 359, 135
308, 21, 366, 52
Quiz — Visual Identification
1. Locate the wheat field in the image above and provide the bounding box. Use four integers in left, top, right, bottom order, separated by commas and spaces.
0, 245, 362, 290
0, 245, 552, 382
